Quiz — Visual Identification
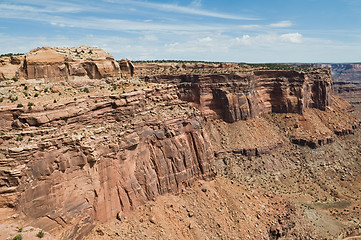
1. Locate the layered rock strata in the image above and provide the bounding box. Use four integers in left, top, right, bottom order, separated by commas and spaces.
0, 47, 133, 82
0, 86, 215, 239
0, 61, 358, 239
148, 69, 333, 123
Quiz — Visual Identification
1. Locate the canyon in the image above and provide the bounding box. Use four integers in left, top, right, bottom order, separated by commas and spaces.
0, 48, 360, 239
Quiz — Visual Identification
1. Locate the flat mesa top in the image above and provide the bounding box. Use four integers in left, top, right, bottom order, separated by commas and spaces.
26, 46, 114, 63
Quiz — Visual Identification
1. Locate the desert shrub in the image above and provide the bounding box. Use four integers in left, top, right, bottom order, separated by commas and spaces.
83, 87, 90, 93
36, 230, 44, 238
16, 135, 23, 141
12, 233, 22, 240
12, 77, 18, 82
17, 103, 23, 108
34, 93, 39, 97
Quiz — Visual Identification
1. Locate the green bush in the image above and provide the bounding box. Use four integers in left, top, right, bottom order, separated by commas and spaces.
34, 93, 39, 97
16, 135, 23, 141
36, 230, 44, 238
12, 77, 18, 82
12, 234, 22, 240
17, 103, 23, 108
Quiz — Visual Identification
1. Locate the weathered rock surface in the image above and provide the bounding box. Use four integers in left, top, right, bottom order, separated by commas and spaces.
148, 69, 333, 123
0, 59, 359, 240
0, 86, 215, 239
0, 47, 134, 82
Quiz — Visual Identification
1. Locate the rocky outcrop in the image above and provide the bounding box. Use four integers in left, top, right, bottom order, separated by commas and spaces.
0, 47, 133, 82
148, 69, 333, 123
0, 86, 215, 239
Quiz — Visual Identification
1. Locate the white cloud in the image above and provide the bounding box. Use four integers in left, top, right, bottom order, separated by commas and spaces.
105, 0, 260, 20
1, 32, 361, 63
234, 33, 303, 46
269, 20, 292, 28
235, 35, 251, 45
199, 37, 212, 43
0, 7, 262, 33
280, 33, 303, 43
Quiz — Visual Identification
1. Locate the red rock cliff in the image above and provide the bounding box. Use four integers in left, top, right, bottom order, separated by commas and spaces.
0, 86, 215, 239
149, 69, 333, 122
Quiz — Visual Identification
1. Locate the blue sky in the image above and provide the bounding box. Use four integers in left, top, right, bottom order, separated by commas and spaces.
0, 0, 360, 62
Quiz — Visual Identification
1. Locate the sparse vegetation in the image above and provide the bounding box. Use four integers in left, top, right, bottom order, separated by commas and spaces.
12, 233, 23, 240
17, 103, 23, 108
10, 96, 18, 102
0, 52, 23, 58
36, 230, 44, 238
16, 135, 23, 141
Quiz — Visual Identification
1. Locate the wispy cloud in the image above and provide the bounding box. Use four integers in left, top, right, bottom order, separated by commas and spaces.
1, 0, 106, 14
0, 3, 83, 13
0, 7, 261, 33
269, 21, 292, 28
105, 0, 260, 20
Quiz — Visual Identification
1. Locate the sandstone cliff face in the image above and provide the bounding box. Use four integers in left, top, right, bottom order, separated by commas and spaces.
0, 47, 133, 82
0, 60, 358, 239
0, 86, 215, 239
150, 69, 333, 123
